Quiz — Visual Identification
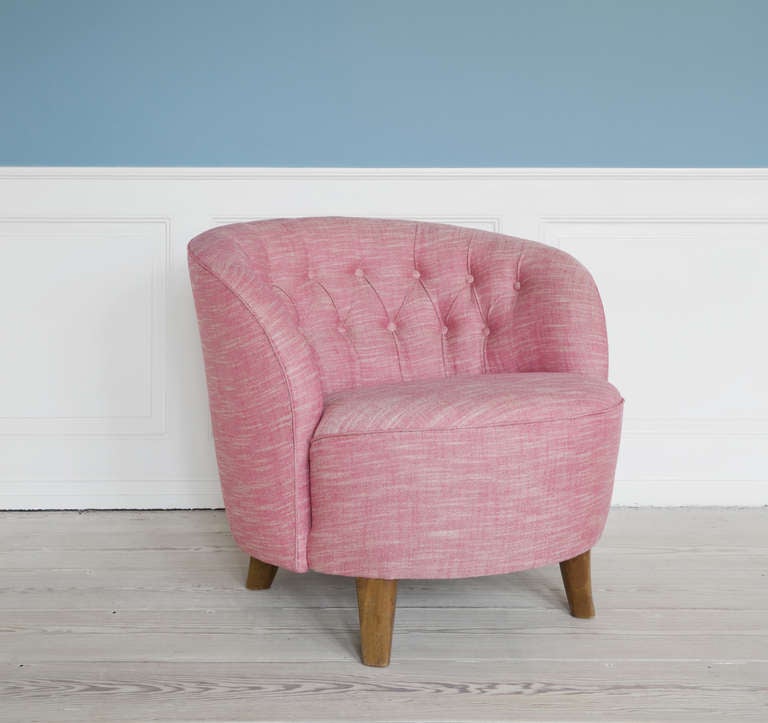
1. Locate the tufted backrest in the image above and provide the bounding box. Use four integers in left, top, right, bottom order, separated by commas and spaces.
189, 216, 608, 394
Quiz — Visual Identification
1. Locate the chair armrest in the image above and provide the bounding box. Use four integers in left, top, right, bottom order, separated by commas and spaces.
188, 236, 323, 572
488, 241, 609, 379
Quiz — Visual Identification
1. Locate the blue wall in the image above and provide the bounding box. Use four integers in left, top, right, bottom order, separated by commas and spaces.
1, 0, 766, 166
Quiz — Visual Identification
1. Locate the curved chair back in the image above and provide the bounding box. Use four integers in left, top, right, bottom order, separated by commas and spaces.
189, 216, 608, 395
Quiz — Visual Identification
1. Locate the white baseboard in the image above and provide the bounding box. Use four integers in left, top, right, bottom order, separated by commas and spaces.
2, 167, 766, 507
0, 480, 223, 509
610, 481, 767, 507
0, 480, 764, 510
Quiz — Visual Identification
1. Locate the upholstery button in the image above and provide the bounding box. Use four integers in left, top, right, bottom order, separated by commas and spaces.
482, 326, 491, 337
355, 268, 365, 278
412, 269, 421, 279
337, 325, 346, 335
387, 321, 397, 333
441, 325, 449, 335
307, 271, 315, 280
466, 274, 474, 284
514, 280, 521, 290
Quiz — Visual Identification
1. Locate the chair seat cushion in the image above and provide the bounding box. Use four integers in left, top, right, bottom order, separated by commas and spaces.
307, 373, 623, 579
314, 373, 622, 438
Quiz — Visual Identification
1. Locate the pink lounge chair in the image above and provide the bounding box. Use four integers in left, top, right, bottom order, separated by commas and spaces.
188, 217, 623, 666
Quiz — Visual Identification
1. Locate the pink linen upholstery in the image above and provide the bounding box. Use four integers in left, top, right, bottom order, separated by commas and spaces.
188, 253, 322, 572
188, 216, 622, 577
309, 373, 622, 578
315, 373, 621, 436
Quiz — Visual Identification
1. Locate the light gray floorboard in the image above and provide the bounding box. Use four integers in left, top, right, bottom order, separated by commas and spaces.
0, 509, 766, 722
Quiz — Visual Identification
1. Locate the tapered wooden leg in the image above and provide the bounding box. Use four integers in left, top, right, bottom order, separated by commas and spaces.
559, 549, 595, 618
356, 578, 397, 667
245, 557, 278, 590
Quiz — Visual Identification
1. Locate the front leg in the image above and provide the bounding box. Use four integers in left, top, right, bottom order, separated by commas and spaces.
356, 578, 398, 667
246, 556, 278, 590
559, 550, 595, 618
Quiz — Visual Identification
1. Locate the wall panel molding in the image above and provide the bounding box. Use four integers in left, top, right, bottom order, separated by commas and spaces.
1, 167, 765, 507
0, 216, 169, 436
212, 214, 503, 233
540, 216, 768, 439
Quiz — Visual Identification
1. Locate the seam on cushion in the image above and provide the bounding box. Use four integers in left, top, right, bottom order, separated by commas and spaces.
391, 327, 405, 380
392, 278, 414, 321
189, 252, 306, 571
312, 278, 362, 385
307, 231, 363, 388
470, 282, 487, 373
271, 283, 300, 320
361, 268, 390, 319
412, 220, 448, 376
310, 399, 624, 444
441, 282, 465, 332
466, 230, 489, 374
418, 275, 448, 376
361, 273, 403, 381
388, 272, 424, 381
315, 278, 341, 319
501, 246, 526, 373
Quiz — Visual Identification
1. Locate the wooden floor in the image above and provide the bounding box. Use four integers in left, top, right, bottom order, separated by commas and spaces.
0, 509, 766, 722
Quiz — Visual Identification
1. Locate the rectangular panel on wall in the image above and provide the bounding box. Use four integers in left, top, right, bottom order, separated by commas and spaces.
0, 218, 168, 435
541, 218, 768, 437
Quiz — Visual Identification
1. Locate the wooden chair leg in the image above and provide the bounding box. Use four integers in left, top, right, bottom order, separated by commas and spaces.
245, 556, 278, 590
356, 578, 397, 667
559, 549, 595, 618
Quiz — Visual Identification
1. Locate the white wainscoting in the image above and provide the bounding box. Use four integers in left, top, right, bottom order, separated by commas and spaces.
1, 168, 766, 508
